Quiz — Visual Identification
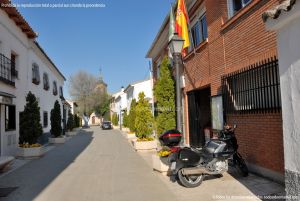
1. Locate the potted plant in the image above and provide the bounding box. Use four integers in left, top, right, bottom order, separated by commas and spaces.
18, 91, 45, 158
49, 100, 65, 144
133, 92, 157, 151
66, 111, 76, 136
152, 147, 172, 175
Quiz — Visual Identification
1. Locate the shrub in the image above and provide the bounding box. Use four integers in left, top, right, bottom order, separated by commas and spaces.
50, 100, 62, 137
19, 91, 43, 145
128, 99, 137, 132
135, 92, 153, 139
112, 113, 118, 126
123, 110, 129, 127
153, 56, 176, 136
67, 111, 74, 131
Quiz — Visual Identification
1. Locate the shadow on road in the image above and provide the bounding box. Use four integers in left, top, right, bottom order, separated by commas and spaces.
0, 130, 94, 201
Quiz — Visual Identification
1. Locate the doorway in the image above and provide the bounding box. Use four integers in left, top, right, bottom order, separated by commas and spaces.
187, 87, 211, 148
92, 116, 95, 124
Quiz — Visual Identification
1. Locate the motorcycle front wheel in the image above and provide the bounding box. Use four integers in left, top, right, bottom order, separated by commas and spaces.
177, 169, 204, 188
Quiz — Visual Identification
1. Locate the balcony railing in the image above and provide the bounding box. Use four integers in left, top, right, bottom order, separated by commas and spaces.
0, 53, 17, 86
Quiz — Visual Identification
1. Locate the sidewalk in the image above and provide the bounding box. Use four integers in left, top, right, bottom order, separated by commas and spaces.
118, 129, 286, 201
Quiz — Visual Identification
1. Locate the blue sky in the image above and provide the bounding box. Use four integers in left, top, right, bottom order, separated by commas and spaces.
14, 0, 173, 98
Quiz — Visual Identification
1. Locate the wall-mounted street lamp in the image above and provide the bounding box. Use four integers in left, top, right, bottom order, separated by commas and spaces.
169, 33, 184, 132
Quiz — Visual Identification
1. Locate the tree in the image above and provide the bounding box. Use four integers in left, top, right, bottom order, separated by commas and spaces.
67, 111, 74, 131
128, 99, 137, 132
94, 93, 111, 117
50, 100, 62, 137
112, 113, 118, 126
69, 71, 97, 117
123, 110, 129, 127
19, 91, 43, 144
135, 92, 153, 139
154, 56, 176, 136
74, 114, 79, 128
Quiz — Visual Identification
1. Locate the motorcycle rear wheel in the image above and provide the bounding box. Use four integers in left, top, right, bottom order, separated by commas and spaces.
235, 153, 249, 177
177, 169, 204, 188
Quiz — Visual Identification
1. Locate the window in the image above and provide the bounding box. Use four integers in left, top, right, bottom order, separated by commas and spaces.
43, 73, 49, 90
222, 57, 281, 114
5, 105, 16, 131
227, 0, 252, 18
53, 81, 58, 95
59, 86, 63, 98
10, 53, 18, 78
32, 64, 40, 85
43, 111, 48, 127
190, 14, 208, 50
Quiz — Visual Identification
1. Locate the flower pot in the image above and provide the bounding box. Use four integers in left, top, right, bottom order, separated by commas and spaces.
127, 133, 137, 139
133, 140, 157, 151
17, 146, 45, 158
48, 136, 66, 144
152, 154, 170, 174
66, 131, 77, 136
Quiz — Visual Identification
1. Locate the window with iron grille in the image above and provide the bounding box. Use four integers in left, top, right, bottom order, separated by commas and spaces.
59, 86, 63, 98
32, 63, 40, 85
43, 73, 49, 90
53, 81, 58, 95
222, 57, 281, 114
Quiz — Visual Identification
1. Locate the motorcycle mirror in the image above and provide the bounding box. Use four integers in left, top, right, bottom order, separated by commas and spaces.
233, 124, 237, 129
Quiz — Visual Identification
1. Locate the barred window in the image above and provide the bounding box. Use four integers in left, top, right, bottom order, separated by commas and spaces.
43, 111, 48, 127
53, 81, 58, 95
43, 73, 49, 90
59, 86, 63, 98
32, 64, 40, 85
222, 57, 281, 114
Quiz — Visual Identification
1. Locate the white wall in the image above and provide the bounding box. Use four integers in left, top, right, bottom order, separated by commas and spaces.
0, 9, 66, 156
277, 18, 300, 174
266, 2, 300, 196
126, 79, 154, 114
0, 9, 30, 156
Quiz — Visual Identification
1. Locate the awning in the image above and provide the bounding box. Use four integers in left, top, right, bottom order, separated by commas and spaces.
0, 92, 16, 105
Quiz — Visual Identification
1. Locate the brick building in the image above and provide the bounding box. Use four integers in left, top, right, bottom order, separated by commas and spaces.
147, 0, 284, 183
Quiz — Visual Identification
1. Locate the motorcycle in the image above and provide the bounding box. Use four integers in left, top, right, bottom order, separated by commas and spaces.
159, 125, 248, 188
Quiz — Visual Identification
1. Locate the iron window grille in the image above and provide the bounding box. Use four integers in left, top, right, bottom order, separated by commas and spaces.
43, 73, 49, 90
43, 111, 48, 127
222, 57, 281, 114
32, 63, 40, 85
0, 53, 18, 86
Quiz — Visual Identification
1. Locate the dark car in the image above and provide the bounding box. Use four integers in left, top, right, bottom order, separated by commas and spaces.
101, 121, 112, 130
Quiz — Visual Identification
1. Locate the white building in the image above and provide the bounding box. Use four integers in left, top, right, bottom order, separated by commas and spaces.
264, 0, 300, 197
124, 79, 154, 114
0, 6, 66, 156
66, 100, 78, 115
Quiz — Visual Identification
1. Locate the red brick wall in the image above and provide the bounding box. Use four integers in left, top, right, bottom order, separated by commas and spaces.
182, 0, 284, 174
227, 113, 284, 173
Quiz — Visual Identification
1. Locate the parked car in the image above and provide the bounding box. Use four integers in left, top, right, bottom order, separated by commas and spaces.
101, 121, 112, 130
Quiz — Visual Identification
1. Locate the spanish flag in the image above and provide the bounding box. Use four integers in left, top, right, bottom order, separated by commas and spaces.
175, 0, 190, 50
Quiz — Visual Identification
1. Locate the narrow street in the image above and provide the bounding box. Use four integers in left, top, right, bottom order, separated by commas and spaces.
0, 128, 178, 201
0, 127, 285, 201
